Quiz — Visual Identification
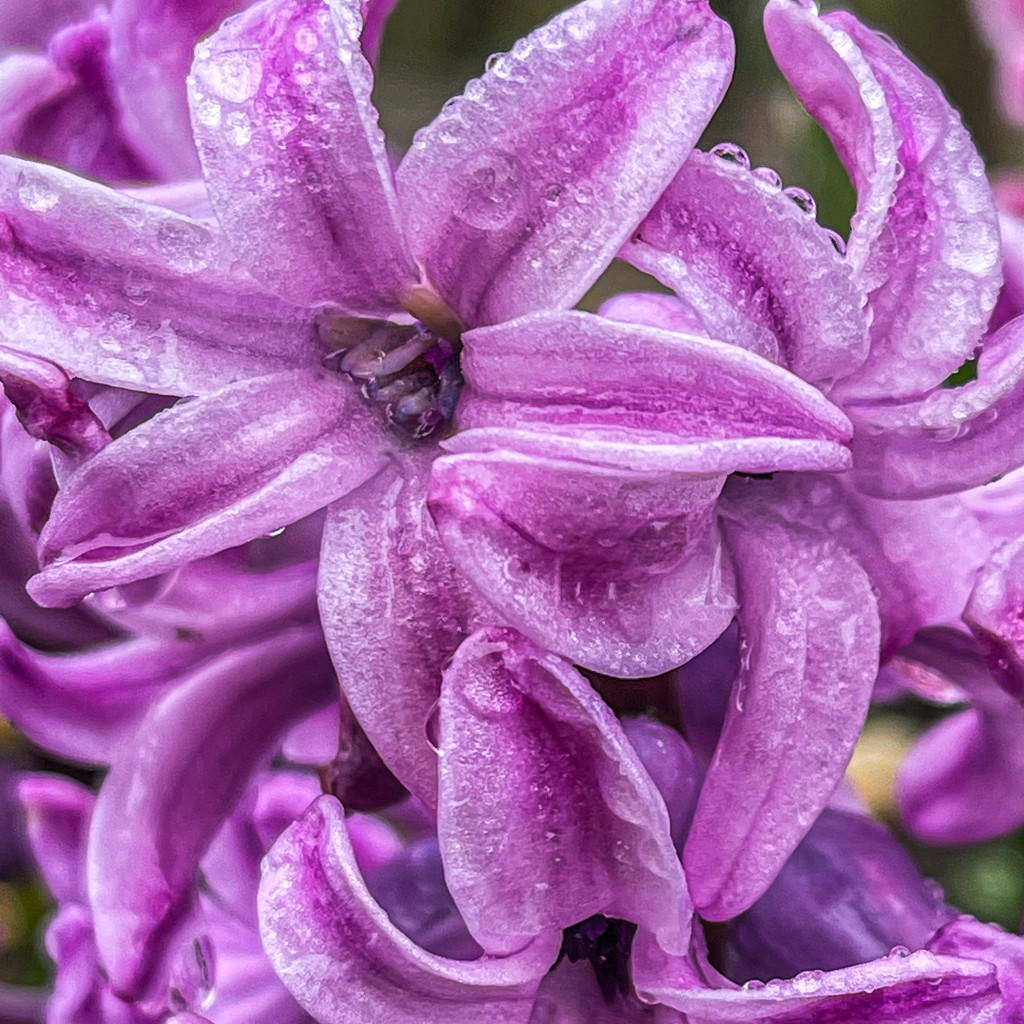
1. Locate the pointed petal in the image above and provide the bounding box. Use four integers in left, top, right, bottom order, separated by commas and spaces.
439, 627, 689, 956
30, 370, 389, 607
87, 627, 334, 1000
429, 450, 737, 677
765, 0, 1001, 401
396, 0, 733, 326
108, 0, 241, 181
0, 620, 217, 764
18, 774, 93, 904
259, 794, 561, 1024
684, 492, 881, 921
319, 455, 488, 807
849, 316, 1024, 498
0, 346, 109, 457
456, 310, 854, 460
188, 0, 417, 314
633, 930, 1000, 1023
0, 156, 317, 395
620, 149, 868, 388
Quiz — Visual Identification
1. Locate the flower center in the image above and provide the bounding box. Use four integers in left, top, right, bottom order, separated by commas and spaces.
559, 914, 638, 1003
320, 316, 463, 440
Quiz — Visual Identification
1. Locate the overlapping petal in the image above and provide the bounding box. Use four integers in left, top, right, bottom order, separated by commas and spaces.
396, 0, 734, 326
259, 794, 562, 1024
0, 157, 317, 395
319, 455, 488, 806
87, 626, 334, 1000
438, 627, 690, 956
188, 0, 418, 315
766, 0, 1001, 401
849, 317, 1024, 498
684, 488, 881, 921
30, 370, 389, 606
620, 149, 869, 387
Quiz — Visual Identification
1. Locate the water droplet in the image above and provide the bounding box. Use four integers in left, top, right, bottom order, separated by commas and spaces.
875, 30, 897, 47
751, 166, 782, 190
743, 979, 766, 991
784, 186, 817, 217
455, 152, 525, 230
424, 700, 441, 753
485, 51, 507, 72
825, 229, 847, 256
711, 142, 751, 170
266, 526, 286, 538
156, 219, 215, 273
294, 23, 320, 55
17, 173, 59, 212
195, 49, 263, 104
888, 945, 912, 959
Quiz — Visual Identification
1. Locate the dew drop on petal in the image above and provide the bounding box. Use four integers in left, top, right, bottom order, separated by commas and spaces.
783, 186, 817, 217
825, 229, 848, 256
751, 165, 782, 190
711, 142, 751, 170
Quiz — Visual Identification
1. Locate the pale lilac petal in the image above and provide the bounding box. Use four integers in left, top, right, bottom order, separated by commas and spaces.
188, 0, 418, 315
597, 291, 710, 337
319, 455, 488, 806
766, 1, 1001, 401
896, 630, 1024, 843
456, 311, 854, 458
396, 0, 733, 326
965, 535, 1024, 699
674, 620, 738, 766
0, 346, 109, 457
87, 627, 334, 1001
108, 0, 242, 181
0, 620, 212, 764
620, 149, 868, 387
633, 930, 1000, 1023
30, 371, 390, 607
530, 959, 660, 1024
429, 451, 737, 677
44, 905, 108, 1024
971, 0, 1024, 122
0, 52, 73, 149
439, 627, 690, 956
18, 774, 92, 903
0, 156, 317, 395
849, 316, 1024, 498
259, 794, 561, 1024
684, 490, 881, 921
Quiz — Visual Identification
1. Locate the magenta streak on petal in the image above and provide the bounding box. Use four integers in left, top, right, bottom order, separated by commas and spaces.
965, 535, 1024, 700
29, 370, 390, 607
438, 627, 689, 957
632, 927, 1000, 1023
188, 0, 418, 315
429, 450, 737, 678
620, 149, 868, 388
0, 619, 216, 764
0, 156, 318, 396
684, 494, 880, 921
109, 0, 243, 181
87, 626, 334, 1001
258, 794, 561, 1024
319, 455, 489, 809
396, 0, 734, 327
849, 316, 1024, 499
0, 345, 109, 457
766, 1, 1002, 402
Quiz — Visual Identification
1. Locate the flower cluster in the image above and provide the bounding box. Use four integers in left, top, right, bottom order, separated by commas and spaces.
2, 0, 1024, 1021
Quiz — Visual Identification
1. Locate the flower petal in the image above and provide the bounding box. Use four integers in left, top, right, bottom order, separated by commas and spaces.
633, 932, 1000, 1023
319, 455, 488, 807
0, 51, 73, 149
87, 627, 334, 1000
429, 450, 737, 677
849, 316, 1024, 498
619, 149, 868, 388
108, 0, 241, 181
0, 156, 317, 395
395, 0, 733, 326
259, 794, 561, 1024
684, 489, 881, 921
0, 346, 109, 457
30, 370, 389, 607
456, 310, 853, 454
438, 627, 690, 956
765, 0, 1001, 401
188, 0, 418, 314
0, 621, 213, 763
0, 0, 95, 48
